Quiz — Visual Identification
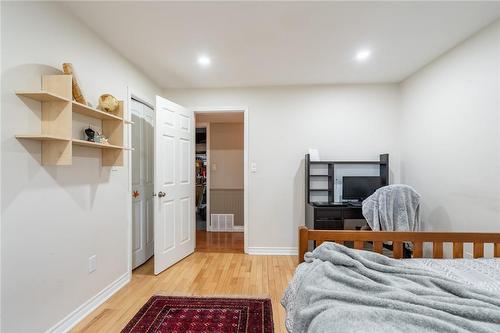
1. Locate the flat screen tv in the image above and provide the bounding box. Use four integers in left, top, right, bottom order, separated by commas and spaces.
342, 176, 381, 201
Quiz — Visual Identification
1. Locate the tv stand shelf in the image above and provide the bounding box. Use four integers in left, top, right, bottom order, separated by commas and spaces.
310, 160, 386, 165
15, 74, 132, 166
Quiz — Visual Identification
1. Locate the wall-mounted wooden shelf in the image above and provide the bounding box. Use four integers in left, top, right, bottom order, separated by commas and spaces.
72, 139, 124, 150
15, 74, 132, 166
17, 136, 126, 149
72, 101, 124, 121
16, 134, 70, 142
16, 91, 69, 102
17, 91, 130, 122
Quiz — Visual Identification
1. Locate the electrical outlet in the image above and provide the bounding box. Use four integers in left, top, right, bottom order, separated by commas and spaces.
88, 255, 97, 273
251, 162, 257, 173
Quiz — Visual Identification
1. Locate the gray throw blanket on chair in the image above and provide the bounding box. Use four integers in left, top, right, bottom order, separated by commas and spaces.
281, 243, 500, 333
362, 184, 421, 231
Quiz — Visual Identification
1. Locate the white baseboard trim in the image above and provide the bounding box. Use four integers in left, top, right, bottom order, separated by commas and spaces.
247, 247, 298, 255
207, 226, 244, 232
46, 271, 131, 333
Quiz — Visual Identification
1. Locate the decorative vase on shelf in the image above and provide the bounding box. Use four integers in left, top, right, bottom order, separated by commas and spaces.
98, 94, 119, 113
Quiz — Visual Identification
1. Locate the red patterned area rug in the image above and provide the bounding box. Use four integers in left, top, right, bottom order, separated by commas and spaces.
121, 296, 274, 333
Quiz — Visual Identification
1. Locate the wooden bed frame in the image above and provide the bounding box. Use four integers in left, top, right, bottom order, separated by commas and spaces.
298, 226, 500, 263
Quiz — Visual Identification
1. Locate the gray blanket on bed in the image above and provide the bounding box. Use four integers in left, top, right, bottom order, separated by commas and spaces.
281, 243, 500, 333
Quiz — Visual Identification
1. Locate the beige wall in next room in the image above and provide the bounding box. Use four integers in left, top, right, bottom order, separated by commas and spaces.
209, 122, 244, 227
210, 123, 244, 190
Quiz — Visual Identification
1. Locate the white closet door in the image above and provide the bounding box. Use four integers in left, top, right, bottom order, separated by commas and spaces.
132, 99, 155, 269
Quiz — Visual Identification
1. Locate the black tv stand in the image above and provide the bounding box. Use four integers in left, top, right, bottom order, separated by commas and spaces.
306, 202, 364, 230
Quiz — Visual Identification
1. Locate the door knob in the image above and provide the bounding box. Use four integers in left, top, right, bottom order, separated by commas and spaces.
158, 191, 166, 198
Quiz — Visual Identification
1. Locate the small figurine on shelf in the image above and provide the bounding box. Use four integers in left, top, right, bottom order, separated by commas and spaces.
94, 128, 110, 145
96, 134, 107, 144
83, 126, 110, 144
84, 126, 95, 142
94, 132, 102, 143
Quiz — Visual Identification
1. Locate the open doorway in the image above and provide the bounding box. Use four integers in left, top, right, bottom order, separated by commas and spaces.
195, 126, 208, 231
194, 111, 245, 253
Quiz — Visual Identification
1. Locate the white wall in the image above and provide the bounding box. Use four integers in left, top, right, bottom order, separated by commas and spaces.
1, 2, 161, 332
400, 21, 500, 232
165, 85, 401, 251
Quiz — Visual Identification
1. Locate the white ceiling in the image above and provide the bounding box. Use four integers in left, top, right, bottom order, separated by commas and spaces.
63, 1, 500, 88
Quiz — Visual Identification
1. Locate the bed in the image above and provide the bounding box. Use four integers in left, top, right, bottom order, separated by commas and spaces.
282, 227, 500, 333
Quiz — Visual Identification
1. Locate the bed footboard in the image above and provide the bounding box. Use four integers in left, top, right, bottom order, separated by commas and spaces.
298, 226, 500, 263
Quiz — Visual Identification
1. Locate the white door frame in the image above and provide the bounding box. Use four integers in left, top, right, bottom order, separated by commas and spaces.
126, 86, 155, 273
195, 122, 211, 230
193, 106, 249, 254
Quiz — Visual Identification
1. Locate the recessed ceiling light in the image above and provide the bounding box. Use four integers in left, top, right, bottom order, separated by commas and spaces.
355, 49, 372, 62
197, 55, 211, 67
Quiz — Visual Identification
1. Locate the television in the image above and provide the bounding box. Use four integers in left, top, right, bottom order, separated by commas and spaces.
342, 176, 381, 202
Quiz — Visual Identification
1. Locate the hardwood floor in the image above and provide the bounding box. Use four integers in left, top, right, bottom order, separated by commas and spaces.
70, 252, 297, 333
196, 230, 244, 253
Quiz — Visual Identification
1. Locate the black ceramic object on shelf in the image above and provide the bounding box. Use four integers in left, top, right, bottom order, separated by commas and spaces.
84, 127, 95, 142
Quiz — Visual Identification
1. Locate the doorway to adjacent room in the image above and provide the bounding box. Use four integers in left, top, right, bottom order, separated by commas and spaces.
194, 111, 245, 253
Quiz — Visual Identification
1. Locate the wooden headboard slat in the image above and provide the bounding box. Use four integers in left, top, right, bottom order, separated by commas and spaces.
453, 242, 464, 259
433, 242, 443, 259
298, 226, 500, 263
474, 243, 484, 259
393, 241, 403, 259
413, 242, 423, 258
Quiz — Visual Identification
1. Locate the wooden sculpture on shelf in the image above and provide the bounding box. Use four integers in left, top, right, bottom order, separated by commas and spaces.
98, 94, 119, 113
62, 63, 87, 105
